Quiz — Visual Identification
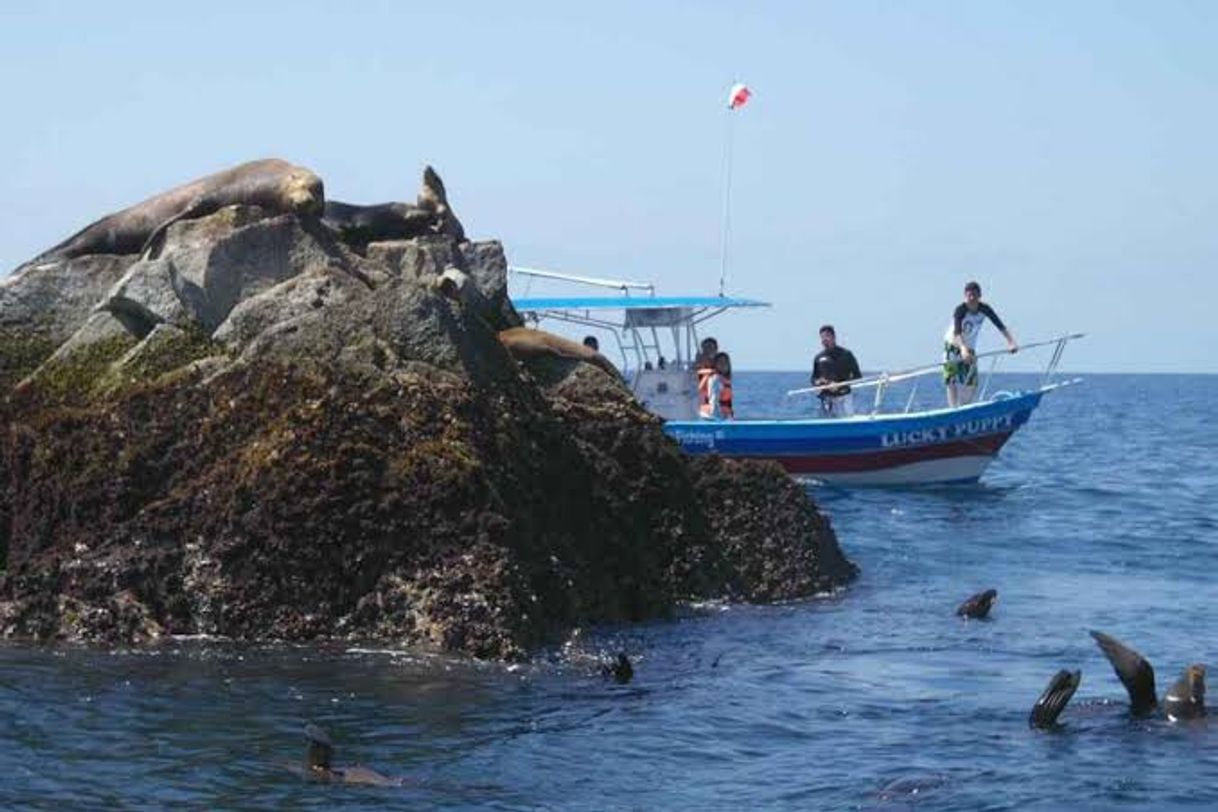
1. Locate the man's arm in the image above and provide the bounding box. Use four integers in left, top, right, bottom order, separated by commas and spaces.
982, 304, 1018, 352
847, 351, 862, 380
708, 375, 723, 418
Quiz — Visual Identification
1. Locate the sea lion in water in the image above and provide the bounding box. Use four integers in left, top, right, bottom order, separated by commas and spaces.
28, 158, 324, 265
1028, 632, 1206, 728
301, 723, 406, 787
322, 165, 465, 246
600, 652, 634, 684
1091, 630, 1206, 721
498, 326, 620, 380
956, 589, 997, 620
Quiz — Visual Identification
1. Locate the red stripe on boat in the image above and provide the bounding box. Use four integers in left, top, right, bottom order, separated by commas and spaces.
765, 431, 1014, 474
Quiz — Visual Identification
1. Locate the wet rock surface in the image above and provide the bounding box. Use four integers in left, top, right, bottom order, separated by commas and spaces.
0, 165, 856, 660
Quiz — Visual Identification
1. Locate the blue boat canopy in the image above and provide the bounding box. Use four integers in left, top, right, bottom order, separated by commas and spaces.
512, 295, 770, 311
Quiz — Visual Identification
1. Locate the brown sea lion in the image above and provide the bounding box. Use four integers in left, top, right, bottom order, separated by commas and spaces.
497, 326, 620, 379
28, 158, 324, 266
301, 723, 406, 787
955, 588, 997, 620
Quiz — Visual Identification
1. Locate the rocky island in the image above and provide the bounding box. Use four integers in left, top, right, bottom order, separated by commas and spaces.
0, 160, 856, 660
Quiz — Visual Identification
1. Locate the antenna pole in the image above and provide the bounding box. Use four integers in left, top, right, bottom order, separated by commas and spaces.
717, 105, 735, 298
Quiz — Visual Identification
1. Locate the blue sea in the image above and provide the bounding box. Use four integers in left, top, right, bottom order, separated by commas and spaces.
2, 373, 1216, 810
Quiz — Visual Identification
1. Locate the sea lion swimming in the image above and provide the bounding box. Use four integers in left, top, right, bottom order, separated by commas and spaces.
300, 723, 407, 787
497, 326, 621, 380
1027, 631, 1206, 728
1091, 630, 1206, 721
27, 158, 324, 266
1028, 669, 1082, 729
600, 652, 634, 684
956, 589, 997, 620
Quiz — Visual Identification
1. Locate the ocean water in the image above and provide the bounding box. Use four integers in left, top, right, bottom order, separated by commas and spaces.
2, 373, 1216, 810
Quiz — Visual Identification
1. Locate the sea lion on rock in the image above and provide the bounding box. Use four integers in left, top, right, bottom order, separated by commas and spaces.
498, 326, 620, 380
322, 165, 465, 246
301, 723, 406, 787
322, 200, 436, 245
27, 159, 324, 266
956, 588, 997, 620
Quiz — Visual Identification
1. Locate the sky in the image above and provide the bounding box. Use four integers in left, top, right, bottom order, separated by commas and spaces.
2, 1, 1215, 372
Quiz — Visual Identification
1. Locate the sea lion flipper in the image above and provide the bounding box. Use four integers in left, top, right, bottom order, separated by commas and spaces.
1029, 669, 1081, 729
1090, 630, 1158, 715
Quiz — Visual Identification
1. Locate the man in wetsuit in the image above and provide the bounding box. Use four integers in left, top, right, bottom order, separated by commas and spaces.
811, 325, 862, 418
943, 281, 1018, 407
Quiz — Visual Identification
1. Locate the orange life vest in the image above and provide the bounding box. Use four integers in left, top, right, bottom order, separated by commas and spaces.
698, 370, 734, 419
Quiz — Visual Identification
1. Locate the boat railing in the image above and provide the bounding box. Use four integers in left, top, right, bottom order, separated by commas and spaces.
785, 333, 1084, 415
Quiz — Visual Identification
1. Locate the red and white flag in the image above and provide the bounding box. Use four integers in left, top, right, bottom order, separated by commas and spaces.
727, 82, 752, 110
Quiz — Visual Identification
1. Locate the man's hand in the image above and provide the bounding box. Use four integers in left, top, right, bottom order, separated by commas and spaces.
1007, 341, 1019, 354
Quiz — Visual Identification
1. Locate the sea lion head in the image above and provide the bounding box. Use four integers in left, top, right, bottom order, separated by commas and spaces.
1165, 664, 1206, 721
284, 168, 325, 217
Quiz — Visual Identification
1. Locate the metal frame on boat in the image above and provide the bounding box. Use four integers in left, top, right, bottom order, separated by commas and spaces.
509, 266, 1081, 486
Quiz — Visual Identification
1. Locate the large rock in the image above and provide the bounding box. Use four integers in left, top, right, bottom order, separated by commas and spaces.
0, 174, 856, 661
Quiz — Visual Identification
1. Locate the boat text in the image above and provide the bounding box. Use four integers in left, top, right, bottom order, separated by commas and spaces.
880, 414, 1015, 449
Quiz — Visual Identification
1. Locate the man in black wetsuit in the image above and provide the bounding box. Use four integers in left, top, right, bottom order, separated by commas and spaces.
811, 325, 862, 418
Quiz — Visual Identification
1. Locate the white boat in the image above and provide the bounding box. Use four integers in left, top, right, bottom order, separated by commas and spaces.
510, 266, 1081, 486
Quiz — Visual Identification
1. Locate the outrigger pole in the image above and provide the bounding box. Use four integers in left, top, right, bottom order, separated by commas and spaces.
718, 82, 752, 298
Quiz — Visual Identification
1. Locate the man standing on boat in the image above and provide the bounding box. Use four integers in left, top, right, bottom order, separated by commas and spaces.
811, 325, 862, 418
943, 281, 1018, 407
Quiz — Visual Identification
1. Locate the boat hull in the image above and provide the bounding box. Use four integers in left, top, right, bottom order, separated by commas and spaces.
664, 389, 1046, 486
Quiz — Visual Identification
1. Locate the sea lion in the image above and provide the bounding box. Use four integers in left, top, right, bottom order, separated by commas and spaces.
1028, 669, 1082, 729
497, 326, 621, 380
1029, 632, 1207, 728
301, 723, 406, 787
28, 158, 324, 266
1091, 630, 1207, 721
600, 652, 634, 684
322, 165, 465, 246
956, 588, 997, 620
322, 200, 436, 245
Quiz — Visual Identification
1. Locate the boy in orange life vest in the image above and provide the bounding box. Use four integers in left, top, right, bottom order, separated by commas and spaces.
698, 352, 734, 420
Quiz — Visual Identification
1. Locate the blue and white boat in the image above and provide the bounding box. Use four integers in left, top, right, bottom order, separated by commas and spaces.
510, 266, 1081, 486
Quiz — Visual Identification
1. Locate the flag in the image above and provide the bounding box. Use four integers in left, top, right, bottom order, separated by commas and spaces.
727, 82, 751, 110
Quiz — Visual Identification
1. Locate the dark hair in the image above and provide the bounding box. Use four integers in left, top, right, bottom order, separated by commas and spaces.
713, 352, 732, 374
964, 281, 981, 295
701, 336, 718, 349
819, 325, 835, 336
582, 335, 599, 351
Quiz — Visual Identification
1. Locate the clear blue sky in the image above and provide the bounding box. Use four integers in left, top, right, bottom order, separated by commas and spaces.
3, 1, 1215, 372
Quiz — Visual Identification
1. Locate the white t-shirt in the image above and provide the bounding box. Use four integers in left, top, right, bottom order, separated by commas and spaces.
943, 302, 1005, 351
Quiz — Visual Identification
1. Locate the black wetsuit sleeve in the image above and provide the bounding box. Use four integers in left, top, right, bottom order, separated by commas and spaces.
952, 303, 968, 336
845, 350, 862, 380
980, 303, 1006, 332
